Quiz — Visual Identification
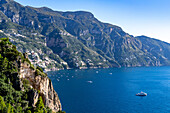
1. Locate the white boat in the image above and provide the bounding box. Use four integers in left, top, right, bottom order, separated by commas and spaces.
87, 81, 93, 83
136, 91, 147, 96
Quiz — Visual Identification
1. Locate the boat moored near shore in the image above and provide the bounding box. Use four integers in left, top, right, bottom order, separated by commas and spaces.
136, 91, 147, 96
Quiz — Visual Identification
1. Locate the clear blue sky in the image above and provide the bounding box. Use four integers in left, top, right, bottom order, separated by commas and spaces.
15, 0, 170, 43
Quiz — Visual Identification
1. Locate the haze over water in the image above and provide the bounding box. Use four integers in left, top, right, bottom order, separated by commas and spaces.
48, 67, 170, 113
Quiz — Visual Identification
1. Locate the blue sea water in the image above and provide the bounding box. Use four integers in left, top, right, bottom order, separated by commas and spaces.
47, 67, 170, 113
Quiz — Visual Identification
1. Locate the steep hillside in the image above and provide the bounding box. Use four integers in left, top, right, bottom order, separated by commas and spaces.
0, 8, 68, 71
136, 36, 170, 65
0, 0, 170, 69
0, 38, 63, 113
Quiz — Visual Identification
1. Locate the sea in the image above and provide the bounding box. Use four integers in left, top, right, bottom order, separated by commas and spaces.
47, 66, 170, 113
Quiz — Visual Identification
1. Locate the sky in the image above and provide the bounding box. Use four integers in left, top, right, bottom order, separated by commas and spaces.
15, 0, 170, 43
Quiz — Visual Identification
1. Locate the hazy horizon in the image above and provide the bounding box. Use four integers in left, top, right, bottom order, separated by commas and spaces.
15, 0, 170, 43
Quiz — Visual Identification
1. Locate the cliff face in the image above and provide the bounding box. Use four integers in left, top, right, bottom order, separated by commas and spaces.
0, 38, 62, 112
19, 60, 62, 112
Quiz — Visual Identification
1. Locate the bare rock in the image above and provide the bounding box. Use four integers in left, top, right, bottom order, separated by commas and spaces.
19, 62, 62, 112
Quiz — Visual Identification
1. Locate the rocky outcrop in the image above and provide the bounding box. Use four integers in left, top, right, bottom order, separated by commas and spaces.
19, 61, 62, 112
0, 38, 62, 112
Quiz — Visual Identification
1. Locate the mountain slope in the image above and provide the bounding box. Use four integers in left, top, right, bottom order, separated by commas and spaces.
136, 36, 170, 65
0, 0, 170, 68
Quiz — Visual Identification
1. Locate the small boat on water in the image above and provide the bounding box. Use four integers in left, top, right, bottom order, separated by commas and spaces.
136, 91, 147, 96
87, 81, 93, 83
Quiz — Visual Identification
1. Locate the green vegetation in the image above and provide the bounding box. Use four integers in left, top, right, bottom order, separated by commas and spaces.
35, 68, 47, 77
0, 38, 30, 112
36, 66, 44, 72
0, 38, 64, 113
34, 96, 46, 113
0, 96, 6, 112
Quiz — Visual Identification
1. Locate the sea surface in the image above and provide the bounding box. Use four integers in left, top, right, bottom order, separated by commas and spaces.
47, 66, 170, 113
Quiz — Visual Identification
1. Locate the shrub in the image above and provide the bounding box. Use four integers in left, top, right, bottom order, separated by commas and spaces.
36, 66, 43, 72
46, 107, 52, 113
26, 110, 31, 113
0, 96, 6, 112
23, 79, 30, 85
35, 69, 46, 77
34, 96, 45, 113
30, 64, 35, 70
15, 105, 23, 113
35, 69, 40, 76
6, 103, 14, 113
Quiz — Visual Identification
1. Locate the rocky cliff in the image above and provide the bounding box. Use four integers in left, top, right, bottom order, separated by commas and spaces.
0, 38, 62, 112
19, 60, 62, 112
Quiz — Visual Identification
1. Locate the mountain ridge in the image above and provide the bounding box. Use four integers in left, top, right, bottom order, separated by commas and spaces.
0, 0, 170, 70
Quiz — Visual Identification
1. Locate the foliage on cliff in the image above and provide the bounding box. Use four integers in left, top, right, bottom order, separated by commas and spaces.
0, 38, 63, 113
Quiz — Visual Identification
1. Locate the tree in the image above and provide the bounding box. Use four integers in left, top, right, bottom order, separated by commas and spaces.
15, 105, 23, 113
34, 96, 45, 113
0, 96, 6, 112
0, 57, 8, 73
6, 103, 14, 113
